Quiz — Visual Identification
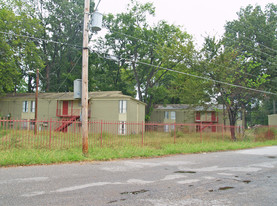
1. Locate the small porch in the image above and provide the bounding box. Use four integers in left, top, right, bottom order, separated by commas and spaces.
195, 111, 219, 132
56, 100, 81, 118
55, 100, 91, 132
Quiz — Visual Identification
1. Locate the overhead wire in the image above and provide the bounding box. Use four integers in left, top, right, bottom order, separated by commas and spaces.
2, 19, 276, 94
0, 30, 83, 93
89, 47, 277, 96
223, 35, 277, 61
225, 26, 277, 53
0, 30, 82, 49
106, 29, 277, 86
57, 54, 82, 92
95, 0, 102, 11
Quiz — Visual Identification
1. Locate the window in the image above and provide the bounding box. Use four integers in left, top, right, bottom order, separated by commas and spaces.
22, 119, 28, 129
119, 100, 127, 114
31, 101, 35, 113
171, 111, 176, 120
164, 124, 169, 132
119, 121, 126, 135
30, 119, 35, 130
165, 111, 169, 119
22, 101, 28, 112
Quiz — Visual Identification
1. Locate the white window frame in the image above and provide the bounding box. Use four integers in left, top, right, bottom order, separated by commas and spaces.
164, 124, 169, 132
171, 111, 176, 120
119, 100, 127, 114
22, 119, 28, 129
31, 101, 35, 113
22, 101, 28, 113
165, 111, 169, 119
119, 121, 126, 135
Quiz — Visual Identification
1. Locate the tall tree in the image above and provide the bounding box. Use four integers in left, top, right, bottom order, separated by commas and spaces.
224, 3, 277, 125
201, 37, 269, 139
0, 0, 44, 94
29, 0, 86, 92
93, 0, 196, 117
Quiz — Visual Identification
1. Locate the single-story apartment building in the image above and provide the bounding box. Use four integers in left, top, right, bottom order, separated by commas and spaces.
268, 114, 277, 126
149, 104, 244, 133
0, 91, 146, 134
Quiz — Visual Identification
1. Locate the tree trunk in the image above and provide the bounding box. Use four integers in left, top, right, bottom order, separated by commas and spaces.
227, 106, 237, 141
146, 95, 153, 121
230, 126, 236, 141
46, 64, 50, 92
28, 75, 32, 92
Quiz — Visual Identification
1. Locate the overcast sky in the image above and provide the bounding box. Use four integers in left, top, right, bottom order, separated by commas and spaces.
96, 0, 274, 47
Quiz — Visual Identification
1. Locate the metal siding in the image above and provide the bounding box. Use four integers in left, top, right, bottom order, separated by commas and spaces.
90, 100, 118, 121
268, 114, 277, 126
176, 111, 184, 123
127, 100, 135, 122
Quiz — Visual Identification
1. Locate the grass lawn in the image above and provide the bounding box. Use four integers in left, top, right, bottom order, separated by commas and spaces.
1, 127, 277, 167
1, 140, 277, 167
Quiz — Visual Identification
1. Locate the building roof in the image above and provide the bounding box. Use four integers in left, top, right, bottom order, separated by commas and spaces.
1, 91, 144, 103
154, 104, 224, 111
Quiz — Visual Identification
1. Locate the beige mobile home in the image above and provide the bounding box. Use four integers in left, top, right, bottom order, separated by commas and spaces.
268, 114, 277, 126
0, 91, 146, 134
149, 104, 243, 133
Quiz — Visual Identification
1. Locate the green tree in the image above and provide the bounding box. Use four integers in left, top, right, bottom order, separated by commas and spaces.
224, 3, 277, 125
0, 0, 43, 94
201, 37, 269, 139
94, 0, 196, 117
28, 0, 87, 92
88, 52, 135, 96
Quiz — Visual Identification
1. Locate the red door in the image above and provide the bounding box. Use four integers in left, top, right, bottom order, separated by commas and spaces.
63, 101, 68, 116
196, 112, 201, 121
211, 112, 216, 132
211, 112, 216, 122
212, 125, 216, 132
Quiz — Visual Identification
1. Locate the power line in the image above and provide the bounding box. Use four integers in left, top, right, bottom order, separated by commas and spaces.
107, 30, 277, 85
0, 31, 82, 49
224, 35, 277, 61
109, 23, 277, 70
89, 48, 277, 96
225, 26, 277, 54
95, 0, 102, 11
108, 29, 188, 58
2, 26, 276, 92
110, 27, 277, 61
57, 54, 82, 92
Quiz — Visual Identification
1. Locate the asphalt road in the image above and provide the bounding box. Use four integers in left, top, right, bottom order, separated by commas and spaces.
1, 146, 277, 206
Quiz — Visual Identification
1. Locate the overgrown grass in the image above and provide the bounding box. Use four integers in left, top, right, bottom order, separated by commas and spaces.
1, 139, 277, 167
1, 127, 277, 167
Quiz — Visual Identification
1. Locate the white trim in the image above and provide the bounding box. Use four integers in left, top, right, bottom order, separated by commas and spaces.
119, 121, 126, 135
119, 100, 127, 114
22, 101, 28, 113
31, 101, 35, 113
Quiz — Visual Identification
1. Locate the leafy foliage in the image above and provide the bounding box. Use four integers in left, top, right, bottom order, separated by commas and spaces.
223, 3, 277, 126
0, 0, 43, 94
92, 0, 196, 116
29, 0, 85, 92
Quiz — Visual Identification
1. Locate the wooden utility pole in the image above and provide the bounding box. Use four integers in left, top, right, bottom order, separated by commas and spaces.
273, 100, 276, 114
82, 0, 90, 155
34, 68, 39, 135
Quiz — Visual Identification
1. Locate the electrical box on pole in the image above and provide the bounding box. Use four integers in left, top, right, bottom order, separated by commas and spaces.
90, 11, 103, 32
74, 79, 82, 99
